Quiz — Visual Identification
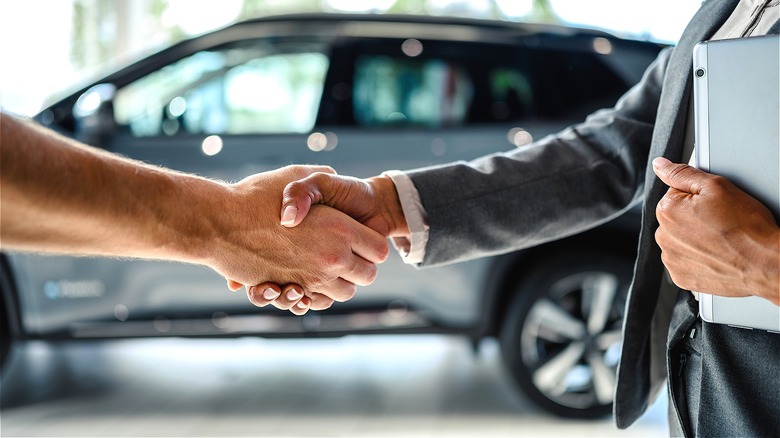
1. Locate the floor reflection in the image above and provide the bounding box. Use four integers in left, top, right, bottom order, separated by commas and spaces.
1, 335, 667, 437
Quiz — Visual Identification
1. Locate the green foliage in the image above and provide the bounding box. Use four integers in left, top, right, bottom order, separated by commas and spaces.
386, 0, 428, 15
70, 0, 115, 69
68, 0, 562, 74
530, 0, 559, 23
239, 0, 320, 19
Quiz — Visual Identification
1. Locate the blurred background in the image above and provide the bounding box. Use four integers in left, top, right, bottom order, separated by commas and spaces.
2, 1, 702, 437
1, 0, 701, 116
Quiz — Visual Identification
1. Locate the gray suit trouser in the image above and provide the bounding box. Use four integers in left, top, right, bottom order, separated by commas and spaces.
666, 294, 780, 437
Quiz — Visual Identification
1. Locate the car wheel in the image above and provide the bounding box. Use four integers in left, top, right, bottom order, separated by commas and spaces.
499, 251, 633, 419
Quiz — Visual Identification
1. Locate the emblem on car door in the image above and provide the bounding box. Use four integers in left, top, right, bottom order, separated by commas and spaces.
44, 280, 106, 299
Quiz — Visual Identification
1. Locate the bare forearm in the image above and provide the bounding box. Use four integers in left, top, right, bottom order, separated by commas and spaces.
0, 112, 221, 263
1, 113, 389, 301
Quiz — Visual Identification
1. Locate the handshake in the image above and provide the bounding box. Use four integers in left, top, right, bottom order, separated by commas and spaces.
5, 113, 779, 316
6, 113, 779, 318
216, 165, 409, 315
0, 114, 403, 314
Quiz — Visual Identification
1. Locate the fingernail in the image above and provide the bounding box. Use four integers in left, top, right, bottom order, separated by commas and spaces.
296, 301, 308, 309
286, 288, 303, 301
653, 157, 670, 169
280, 205, 298, 226
262, 288, 280, 300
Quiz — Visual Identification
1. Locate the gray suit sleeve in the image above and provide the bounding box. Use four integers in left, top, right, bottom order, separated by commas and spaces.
407, 47, 673, 267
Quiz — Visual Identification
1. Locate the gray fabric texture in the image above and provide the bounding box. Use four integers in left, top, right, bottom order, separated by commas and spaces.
667, 295, 780, 437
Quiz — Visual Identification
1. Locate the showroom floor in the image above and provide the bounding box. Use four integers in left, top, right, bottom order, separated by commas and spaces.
1, 335, 668, 437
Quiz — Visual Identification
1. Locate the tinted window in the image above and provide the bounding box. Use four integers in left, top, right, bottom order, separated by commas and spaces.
321, 37, 626, 127
353, 56, 473, 127
114, 42, 329, 136
524, 47, 627, 119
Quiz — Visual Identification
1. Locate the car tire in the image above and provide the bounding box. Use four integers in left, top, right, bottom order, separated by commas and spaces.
499, 251, 633, 419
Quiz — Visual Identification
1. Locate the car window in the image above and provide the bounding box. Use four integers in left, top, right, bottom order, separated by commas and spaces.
322, 37, 626, 128
488, 68, 533, 121
525, 50, 626, 120
353, 56, 474, 127
114, 44, 329, 136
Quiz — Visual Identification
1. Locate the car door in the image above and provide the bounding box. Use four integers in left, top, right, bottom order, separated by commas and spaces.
11, 36, 348, 337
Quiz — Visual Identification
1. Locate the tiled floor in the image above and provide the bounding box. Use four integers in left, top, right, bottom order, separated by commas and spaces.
1, 335, 668, 437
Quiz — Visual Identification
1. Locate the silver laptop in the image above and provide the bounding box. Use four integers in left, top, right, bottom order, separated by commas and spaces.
692, 34, 780, 333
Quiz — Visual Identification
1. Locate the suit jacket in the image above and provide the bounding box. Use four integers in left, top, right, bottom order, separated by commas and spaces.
407, 0, 777, 428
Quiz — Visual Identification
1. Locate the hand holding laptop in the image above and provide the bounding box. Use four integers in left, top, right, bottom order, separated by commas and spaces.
653, 157, 780, 306
653, 35, 780, 333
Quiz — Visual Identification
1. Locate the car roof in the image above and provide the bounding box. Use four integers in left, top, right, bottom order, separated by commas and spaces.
38, 12, 664, 122
234, 12, 594, 35
215, 12, 635, 46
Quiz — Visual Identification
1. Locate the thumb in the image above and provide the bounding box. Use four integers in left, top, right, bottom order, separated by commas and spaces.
652, 157, 706, 195
279, 166, 337, 228
280, 175, 326, 228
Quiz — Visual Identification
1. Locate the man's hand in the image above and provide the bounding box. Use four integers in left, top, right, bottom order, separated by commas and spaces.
247, 170, 409, 313
203, 166, 390, 307
278, 172, 408, 237
239, 283, 336, 316
0, 115, 387, 315
653, 157, 780, 305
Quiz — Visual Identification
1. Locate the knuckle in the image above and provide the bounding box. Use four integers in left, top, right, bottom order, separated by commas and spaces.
330, 222, 353, 241
283, 180, 306, 198
319, 165, 337, 175
284, 164, 305, 178
335, 284, 357, 302
310, 172, 332, 188
660, 254, 678, 279
317, 301, 334, 310
666, 163, 691, 182
665, 270, 680, 287
303, 272, 326, 289
322, 249, 349, 269
708, 175, 730, 192
363, 263, 379, 285
659, 249, 669, 264
377, 241, 390, 262
247, 291, 266, 308
288, 164, 330, 181
274, 295, 294, 309
312, 297, 334, 310
307, 292, 333, 309
654, 227, 665, 246
655, 197, 671, 220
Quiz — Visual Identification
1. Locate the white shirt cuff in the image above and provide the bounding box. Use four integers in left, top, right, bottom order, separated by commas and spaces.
381, 170, 429, 265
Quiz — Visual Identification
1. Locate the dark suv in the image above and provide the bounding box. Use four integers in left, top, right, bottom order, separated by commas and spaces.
0, 13, 664, 418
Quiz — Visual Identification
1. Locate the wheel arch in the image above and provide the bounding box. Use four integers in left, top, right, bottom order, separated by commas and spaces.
476, 222, 640, 340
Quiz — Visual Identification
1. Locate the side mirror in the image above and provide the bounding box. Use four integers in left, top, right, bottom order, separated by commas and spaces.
73, 83, 117, 147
